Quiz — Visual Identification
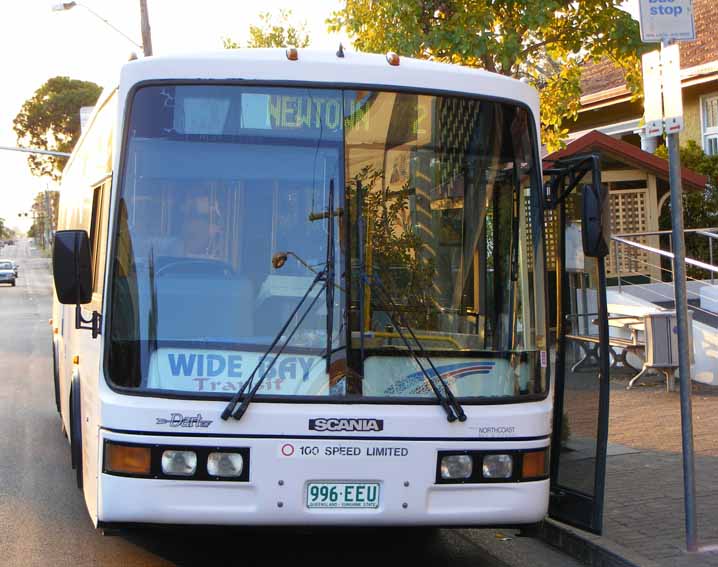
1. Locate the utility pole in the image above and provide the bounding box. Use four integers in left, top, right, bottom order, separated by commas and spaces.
31, 210, 38, 247
139, 0, 153, 56
42, 190, 51, 249
44, 190, 55, 248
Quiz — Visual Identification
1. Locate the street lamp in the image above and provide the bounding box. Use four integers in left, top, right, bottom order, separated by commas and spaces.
52, 1, 148, 55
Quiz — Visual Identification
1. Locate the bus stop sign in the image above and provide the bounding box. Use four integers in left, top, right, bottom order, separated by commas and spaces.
638, 0, 696, 42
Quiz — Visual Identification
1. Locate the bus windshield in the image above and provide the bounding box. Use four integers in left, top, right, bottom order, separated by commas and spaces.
107, 84, 547, 402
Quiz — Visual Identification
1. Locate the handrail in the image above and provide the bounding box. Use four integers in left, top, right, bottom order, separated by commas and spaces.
608, 241, 718, 318
695, 230, 718, 241
613, 227, 718, 238
611, 236, 718, 274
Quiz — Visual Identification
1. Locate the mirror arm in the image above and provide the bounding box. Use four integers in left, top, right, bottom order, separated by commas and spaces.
75, 305, 102, 338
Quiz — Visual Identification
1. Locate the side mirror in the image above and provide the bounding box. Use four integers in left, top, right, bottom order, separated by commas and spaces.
53, 230, 92, 304
581, 181, 610, 258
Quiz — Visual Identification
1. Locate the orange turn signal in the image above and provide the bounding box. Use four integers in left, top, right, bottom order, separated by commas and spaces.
386, 51, 400, 66
105, 442, 151, 475
72, 355, 79, 365
286, 47, 298, 61
522, 449, 548, 479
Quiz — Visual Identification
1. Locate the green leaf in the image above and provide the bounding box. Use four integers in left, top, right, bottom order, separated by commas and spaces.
329, 0, 642, 147
13, 77, 102, 181
224, 9, 310, 50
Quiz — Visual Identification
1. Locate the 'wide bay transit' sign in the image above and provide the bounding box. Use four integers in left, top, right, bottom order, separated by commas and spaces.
638, 0, 696, 42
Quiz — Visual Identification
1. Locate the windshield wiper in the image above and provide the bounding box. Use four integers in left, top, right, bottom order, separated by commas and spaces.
222, 180, 338, 422
325, 179, 336, 373
365, 275, 466, 422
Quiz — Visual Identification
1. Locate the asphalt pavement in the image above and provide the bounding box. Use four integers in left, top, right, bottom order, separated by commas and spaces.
0, 238, 581, 567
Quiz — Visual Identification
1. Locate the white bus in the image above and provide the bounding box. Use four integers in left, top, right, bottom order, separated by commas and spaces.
50, 49, 612, 533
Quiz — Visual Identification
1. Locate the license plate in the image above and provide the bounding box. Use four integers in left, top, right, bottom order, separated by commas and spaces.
306, 482, 380, 509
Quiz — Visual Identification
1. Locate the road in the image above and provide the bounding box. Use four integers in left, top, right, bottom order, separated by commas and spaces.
0, 239, 580, 567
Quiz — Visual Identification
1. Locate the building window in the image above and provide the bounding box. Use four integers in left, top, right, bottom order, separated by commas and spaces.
702, 94, 718, 155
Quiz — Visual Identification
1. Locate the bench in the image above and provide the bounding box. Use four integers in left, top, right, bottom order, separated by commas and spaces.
565, 334, 645, 373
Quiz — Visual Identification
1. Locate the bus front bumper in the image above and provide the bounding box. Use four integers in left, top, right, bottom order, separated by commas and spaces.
97, 430, 549, 526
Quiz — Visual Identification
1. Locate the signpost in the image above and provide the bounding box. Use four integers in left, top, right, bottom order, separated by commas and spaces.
661, 45, 684, 134
642, 50, 663, 136
639, 0, 698, 553
638, 0, 696, 42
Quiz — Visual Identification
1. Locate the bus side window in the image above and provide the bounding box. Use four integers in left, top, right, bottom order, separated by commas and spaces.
89, 182, 109, 296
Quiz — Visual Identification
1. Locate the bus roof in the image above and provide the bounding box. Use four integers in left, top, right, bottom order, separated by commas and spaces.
118, 49, 539, 120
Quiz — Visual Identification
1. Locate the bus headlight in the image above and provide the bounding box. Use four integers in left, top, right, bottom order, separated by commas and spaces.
207, 452, 244, 478
161, 450, 197, 476
437, 448, 548, 484
482, 454, 513, 478
440, 454, 473, 479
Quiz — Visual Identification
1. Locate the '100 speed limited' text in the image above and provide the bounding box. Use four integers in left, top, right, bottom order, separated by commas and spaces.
295, 445, 409, 457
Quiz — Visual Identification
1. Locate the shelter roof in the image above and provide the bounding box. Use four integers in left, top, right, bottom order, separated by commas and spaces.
544, 130, 708, 192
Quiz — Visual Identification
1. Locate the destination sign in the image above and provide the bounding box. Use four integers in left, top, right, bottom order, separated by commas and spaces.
267, 95, 343, 131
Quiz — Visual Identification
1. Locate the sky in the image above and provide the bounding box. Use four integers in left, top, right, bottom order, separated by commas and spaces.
0, 0, 348, 232
0, 0, 639, 233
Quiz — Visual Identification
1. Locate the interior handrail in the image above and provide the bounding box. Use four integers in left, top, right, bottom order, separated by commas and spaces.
357, 330, 464, 350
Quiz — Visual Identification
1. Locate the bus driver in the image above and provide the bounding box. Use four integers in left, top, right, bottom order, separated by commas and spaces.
180, 191, 225, 259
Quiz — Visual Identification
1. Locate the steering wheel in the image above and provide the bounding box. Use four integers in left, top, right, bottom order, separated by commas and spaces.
156, 258, 234, 277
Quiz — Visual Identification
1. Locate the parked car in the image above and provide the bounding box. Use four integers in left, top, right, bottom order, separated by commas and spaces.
0, 259, 19, 277
0, 261, 16, 286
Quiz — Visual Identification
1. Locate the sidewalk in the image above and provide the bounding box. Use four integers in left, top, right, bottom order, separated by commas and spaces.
549, 374, 718, 566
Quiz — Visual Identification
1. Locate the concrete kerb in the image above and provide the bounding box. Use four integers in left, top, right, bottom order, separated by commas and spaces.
529, 519, 661, 567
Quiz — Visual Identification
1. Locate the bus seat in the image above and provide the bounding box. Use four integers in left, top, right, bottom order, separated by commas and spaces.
155, 275, 255, 340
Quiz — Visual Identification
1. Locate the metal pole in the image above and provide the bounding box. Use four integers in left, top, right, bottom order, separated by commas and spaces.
74, 3, 143, 51
669, 233, 674, 282
614, 239, 622, 293
44, 191, 52, 249
0, 145, 71, 158
139, 0, 153, 56
709, 238, 714, 285
664, 39, 698, 550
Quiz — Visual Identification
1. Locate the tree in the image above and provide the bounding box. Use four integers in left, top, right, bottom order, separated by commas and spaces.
0, 218, 9, 240
349, 166, 437, 328
328, 1, 644, 150
223, 10, 310, 49
27, 191, 60, 249
655, 140, 718, 278
13, 77, 102, 181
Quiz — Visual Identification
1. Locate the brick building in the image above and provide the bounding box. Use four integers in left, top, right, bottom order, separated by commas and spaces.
568, 0, 718, 155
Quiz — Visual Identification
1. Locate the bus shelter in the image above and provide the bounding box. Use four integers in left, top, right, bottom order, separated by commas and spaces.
544, 130, 707, 283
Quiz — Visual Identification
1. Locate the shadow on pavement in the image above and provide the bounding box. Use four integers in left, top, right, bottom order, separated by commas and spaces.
115, 525, 459, 567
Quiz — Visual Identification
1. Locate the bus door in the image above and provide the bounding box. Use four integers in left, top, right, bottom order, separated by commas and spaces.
545, 155, 611, 534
